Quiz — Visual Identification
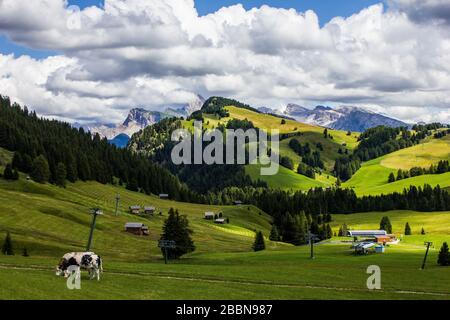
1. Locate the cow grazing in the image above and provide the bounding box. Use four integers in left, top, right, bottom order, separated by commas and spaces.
56, 252, 103, 281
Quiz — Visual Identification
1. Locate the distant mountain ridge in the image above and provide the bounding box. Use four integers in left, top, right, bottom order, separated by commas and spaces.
78, 95, 205, 143
282, 104, 408, 132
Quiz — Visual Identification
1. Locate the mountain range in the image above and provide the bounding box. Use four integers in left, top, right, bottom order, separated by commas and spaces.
77, 95, 205, 147
259, 104, 408, 132
78, 96, 409, 148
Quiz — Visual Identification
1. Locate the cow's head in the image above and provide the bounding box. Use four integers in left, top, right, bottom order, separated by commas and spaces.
56, 258, 67, 276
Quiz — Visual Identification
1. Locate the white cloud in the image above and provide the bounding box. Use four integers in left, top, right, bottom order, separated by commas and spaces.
0, 0, 449, 124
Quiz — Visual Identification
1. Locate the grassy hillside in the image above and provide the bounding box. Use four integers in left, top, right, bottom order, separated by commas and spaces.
331, 210, 450, 247
0, 178, 275, 261
196, 106, 358, 189
245, 164, 328, 191
0, 147, 13, 168
344, 135, 450, 196
0, 175, 449, 299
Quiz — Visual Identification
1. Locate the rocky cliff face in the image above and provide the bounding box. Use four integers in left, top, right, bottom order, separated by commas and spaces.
284, 104, 407, 132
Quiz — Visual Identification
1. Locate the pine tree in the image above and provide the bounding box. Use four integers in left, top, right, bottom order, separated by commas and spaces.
421, 227, 426, 235
388, 172, 396, 183
22, 247, 29, 257
160, 208, 195, 259
252, 231, 266, 252
31, 155, 50, 183
404, 222, 412, 235
380, 216, 392, 234
338, 226, 344, 237
55, 162, 67, 187
437, 242, 450, 266
126, 178, 139, 192
326, 224, 333, 239
1, 232, 14, 255
3, 163, 14, 180
269, 224, 280, 241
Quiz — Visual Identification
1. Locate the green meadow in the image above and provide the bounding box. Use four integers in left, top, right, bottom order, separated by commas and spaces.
343, 135, 450, 196
0, 177, 449, 300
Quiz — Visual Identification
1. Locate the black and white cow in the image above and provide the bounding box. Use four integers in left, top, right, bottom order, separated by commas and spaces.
56, 252, 103, 281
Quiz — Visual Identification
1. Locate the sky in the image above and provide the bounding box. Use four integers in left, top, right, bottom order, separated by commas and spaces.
0, 0, 449, 124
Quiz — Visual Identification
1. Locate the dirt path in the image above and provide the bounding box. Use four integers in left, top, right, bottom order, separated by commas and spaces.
1, 263, 449, 298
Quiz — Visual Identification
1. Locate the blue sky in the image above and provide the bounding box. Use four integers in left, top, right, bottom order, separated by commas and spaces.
0, 0, 383, 59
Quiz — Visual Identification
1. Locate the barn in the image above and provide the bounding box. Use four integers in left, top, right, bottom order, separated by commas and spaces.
125, 222, 149, 236
129, 205, 141, 214
347, 230, 387, 237
233, 200, 243, 206
159, 194, 169, 199
144, 206, 156, 215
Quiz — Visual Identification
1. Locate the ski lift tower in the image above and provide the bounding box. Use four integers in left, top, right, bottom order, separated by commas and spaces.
306, 231, 320, 259
86, 208, 103, 252
158, 240, 176, 264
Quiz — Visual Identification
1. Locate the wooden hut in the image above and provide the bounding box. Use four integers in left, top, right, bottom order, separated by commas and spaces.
124, 223, 149, 236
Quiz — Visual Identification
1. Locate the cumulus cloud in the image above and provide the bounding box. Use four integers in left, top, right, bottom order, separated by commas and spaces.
389, 0, 450, 25
0, 0, 449, 124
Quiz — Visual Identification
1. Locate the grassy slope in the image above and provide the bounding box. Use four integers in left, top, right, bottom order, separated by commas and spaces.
198, 106, 357, 189
0, 147, 13, 169
344, 135, 450, 196
0, 176, 449, 299
245, 164, 326, 191
0, 179, 275, 261
331, 210, 450, 248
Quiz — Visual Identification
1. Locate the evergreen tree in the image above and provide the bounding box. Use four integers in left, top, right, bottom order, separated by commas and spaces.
380, 216, 392, 233
31, 155, 50, 183
269, 224, 280, 241
22, 247, 29, 257
421, 227, 426, 235
438, 242, 450, 266
160, 208, 195, 259
55, 162, 67, 187
281, 212, 307, 245
126, 178, 139, 192
404, 222, 412, 235
388, 172, 396, 183
1, 232, 14, 255
326, 224, 333, 239
3, 163, 15, 180
12, 169, 19, 180
252, 231, 266, 252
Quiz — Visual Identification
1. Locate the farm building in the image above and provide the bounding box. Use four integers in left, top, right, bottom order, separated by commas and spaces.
233, 200, 243, 206
159, 194, 169, 199
204, 212, 215, 220
347, 230, 387, 237
125, 222, 149, 236
215, 218, 226, 224
129, 205, 141, 214
144, 206, 156, 215
375, 234, 398, 244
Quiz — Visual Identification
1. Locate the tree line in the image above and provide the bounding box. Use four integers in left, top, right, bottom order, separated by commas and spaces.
209, 184, 450, 241
388, 160, 450, 183
334, 125, 444, 181
0, 95, 201, 202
